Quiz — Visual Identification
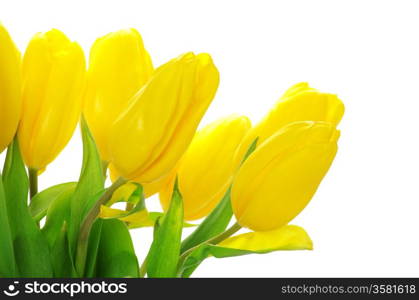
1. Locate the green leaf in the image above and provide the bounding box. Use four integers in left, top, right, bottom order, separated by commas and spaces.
146, 181, 184, 278
41, 187, 74, 249
29, 182, 76, 222
179, 225, 313, 277
2, 139, 53, 277
84, 219, 103, 277
99, 205, 195, 229
68, 117, 105, 262
50, 222, 77, 277
240, 137, 258, 165
96, 219, 139, 277
0, 173, 16, 277
101, 183, 145, 219
180, 187, 233, 253
105, 182, 142, 207
147, 212, 195, 228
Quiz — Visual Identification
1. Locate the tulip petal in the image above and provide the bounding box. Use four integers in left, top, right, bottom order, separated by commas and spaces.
84, 29, 153, 161
218, 225, 313, 252
99, 206, 195, 229
99, 205, 149, 223
159, 115, 251, 220
110, 52, 219, 183
107, 182, 138, 206
19, 29, 86, 170
232, 121, 339, 231
235, 82, 344, 164
0, 24, 22, 154
179, 225, 312, 277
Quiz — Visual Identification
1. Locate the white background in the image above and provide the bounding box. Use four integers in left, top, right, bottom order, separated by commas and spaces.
1, 0, 418, 277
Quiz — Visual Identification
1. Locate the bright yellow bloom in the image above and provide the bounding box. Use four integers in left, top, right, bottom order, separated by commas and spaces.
234, 82, 344, 163
18, 29, 85, 171
109, 167, 170, 198
219, 225, 313, 252
231, 121, 340, 232
160, 115, 251, 220
107, 182, 139, 205
140, 174, 171, 198
109, 52, 219, 183
0, 24, 22, 153
84, 29, 153, 162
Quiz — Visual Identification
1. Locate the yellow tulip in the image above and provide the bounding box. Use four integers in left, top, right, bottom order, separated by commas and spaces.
231, 121, 340, 232
218, 225, 313, 252
109, 166, 170, 198
159, 115, 251, 220
109, 52, 219, 183
234, 82, 344, 163
18, 29, 86, 171
0, 24, 22, 153
84, 29, 153, 162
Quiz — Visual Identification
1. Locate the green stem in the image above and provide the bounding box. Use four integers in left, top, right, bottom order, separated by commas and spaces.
139, 255, 148, 278
75, 176, 127, 276
177, 222, 241, 272
125, 202, 134, 211
205, 222, 242, 245
28, 168, 38, 199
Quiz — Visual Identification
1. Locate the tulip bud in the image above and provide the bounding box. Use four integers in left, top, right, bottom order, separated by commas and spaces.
232, 121, 340, 231
235, 82, 344, 163
109, 52, 220, 183
0, 24, 22, 153
84, 29, 153, 162
160, 115, 251, 220
18, 29, 86, 171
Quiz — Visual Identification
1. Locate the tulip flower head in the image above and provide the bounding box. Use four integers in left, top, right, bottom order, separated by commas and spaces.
232, 121, 340, 232
160, 114, 251, 220
109, 164, 171, 199
84, 29, 153, 162
0, 23, 22, 153
109, 52, 220, 183
235, 82, 344, 163
18, 29, 86, 171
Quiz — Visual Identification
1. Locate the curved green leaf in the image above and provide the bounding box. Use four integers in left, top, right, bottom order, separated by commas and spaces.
84, 219, 103, 277
68, 118, 105, 275
0, 173, 16, 277
30, 182, 76, 222
146, 182, 183, 278
41, 187, 74, 248
68, 118, 105, 250
180, 187, 233, 253
2, 139, 53, 277
96, 219, 139, 277
50, 222, 77, 277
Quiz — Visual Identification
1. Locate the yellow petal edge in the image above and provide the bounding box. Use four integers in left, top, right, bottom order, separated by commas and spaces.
218, 225, 313, 252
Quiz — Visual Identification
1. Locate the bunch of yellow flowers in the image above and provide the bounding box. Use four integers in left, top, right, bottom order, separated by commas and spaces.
0, 24, 344, 278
